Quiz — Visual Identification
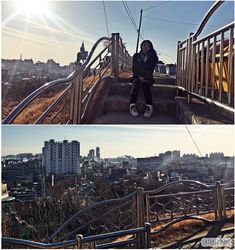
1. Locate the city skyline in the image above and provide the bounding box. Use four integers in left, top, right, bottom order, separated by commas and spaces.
2, 0, 234, 65
2, 125, 234, 158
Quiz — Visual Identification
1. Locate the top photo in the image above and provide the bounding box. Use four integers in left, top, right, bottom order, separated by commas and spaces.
2, 0, 234, 125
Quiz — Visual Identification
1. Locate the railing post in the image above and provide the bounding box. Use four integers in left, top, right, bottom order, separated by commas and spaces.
144, 222, 151, 248
187, 33, 194, 103
136, 187, 145, 248
145, 193, 150, 223
111, 33, 117, 77
76, 234, 83, 249
72, 64, 83, 124
176, 41, 181, 96
115, 33, 120, 78
186, 33, 194, 103
132, 195, 137, 227
215, 181, 225, 220
137, 187, 145, 227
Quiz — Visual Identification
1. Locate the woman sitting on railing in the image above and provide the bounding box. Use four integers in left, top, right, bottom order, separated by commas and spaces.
129, 40, 158, 118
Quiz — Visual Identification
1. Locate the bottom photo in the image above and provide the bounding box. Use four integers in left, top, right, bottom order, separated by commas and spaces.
1, 125, 234, 249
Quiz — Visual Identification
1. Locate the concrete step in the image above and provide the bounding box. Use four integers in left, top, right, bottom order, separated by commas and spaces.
109, 82, 177, 98
103, 95, 176, 115
95, 112, 180, 124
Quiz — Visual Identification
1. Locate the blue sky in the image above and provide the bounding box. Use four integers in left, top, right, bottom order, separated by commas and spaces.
2, 125, 234, 157
2, 0, 234, 65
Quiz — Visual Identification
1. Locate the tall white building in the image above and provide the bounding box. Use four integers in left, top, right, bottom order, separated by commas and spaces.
96, 147, 100, 162
42, 139, 80, 175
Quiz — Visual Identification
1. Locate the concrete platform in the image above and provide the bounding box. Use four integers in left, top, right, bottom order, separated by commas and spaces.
95, 112, 180, 124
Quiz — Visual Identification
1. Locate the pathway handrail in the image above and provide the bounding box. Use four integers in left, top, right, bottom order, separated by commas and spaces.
46, 190, 137, 242
81, 37, 111, 70
194, 0, 224, 39
35, 84, 73, 124
2, 71, 76, 124
2, 223, 149, 249
144, 180, 213, 195
151, 215, 214, 236
2, 37, 114, 124
2, 237, 76, 249
2, 33, 131, 124
176, 0, 234, 112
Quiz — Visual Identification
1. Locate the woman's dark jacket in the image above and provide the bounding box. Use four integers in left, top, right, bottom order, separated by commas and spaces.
132, 51, 158, 83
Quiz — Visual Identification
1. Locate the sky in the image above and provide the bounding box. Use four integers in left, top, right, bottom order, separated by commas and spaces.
2, 125, 235, 157
1, 0, 234, 65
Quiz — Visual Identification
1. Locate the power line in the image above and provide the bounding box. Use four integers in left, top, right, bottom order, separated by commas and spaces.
143, 15, 220, 27
158, 51, 176, 60
102, 1, 110, 37
124, 1, 138, 30
143, 1, 171, 11
122, 1, 138, 30
121, 1, 144, 40
185, 125, 203, 158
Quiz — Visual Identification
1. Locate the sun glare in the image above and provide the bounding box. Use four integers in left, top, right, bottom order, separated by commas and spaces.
16, 0, 49, 16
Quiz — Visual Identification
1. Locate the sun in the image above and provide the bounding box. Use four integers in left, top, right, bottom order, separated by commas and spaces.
16, 0, 49, 16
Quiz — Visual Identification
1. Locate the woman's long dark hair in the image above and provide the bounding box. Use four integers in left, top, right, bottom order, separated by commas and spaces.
140, 40, 155, 53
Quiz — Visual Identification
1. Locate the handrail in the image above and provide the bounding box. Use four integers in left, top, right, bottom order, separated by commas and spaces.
83, 225, 146, 242
148, 188, 214, 199
151, 215, 215, 236
2, 33, 131, 124
2, 180, 233, 249
144, 180, 214, 195
2, 73, 76, 124
85, 43, 111, 70
194, 0, 224, 38
81, 37, 111, 70
2, 37, 112, 125
2, 224, 147, 249
2, 237, 76, 249
56, 198, 132, 242
193, 21, 235, 45
34, 84, 73, 124
46, 190, 137, 242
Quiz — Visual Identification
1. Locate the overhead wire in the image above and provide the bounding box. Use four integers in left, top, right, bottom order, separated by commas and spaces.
121, 1, 144, 40
102, 1, 110, 37
143, 15, 220, 27
185, 125, 203, 158
143, 1, 171, 11
122, 1, 138, 30
158, 51, 176, 60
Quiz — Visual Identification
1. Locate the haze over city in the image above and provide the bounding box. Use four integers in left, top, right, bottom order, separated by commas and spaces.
2, 125, 234, 157
2, 0, 234, 65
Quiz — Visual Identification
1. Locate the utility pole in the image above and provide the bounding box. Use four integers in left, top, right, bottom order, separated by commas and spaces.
136, 9, 143, 53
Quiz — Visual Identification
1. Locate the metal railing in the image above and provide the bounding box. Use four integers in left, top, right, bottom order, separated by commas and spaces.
2, 180, 234, 249
144, 180, 234, 228
45, 190, 137, 243
3, 33, 132, 124
2, 223, 151, 249
176, 0, 234, 113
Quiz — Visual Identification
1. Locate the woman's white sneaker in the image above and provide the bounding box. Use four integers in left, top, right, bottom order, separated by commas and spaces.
143, 104, 153, 118
129, 104, 139, 117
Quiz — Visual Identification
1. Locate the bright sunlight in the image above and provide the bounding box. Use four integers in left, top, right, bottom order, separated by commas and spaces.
16, 0, 49, 16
